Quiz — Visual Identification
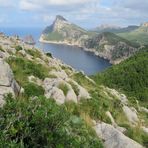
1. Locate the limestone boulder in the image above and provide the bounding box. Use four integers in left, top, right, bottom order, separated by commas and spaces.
45, 87, 65, 105
0, 59, 20, 107
94, 122, 143, 148
123, 105, 139, 125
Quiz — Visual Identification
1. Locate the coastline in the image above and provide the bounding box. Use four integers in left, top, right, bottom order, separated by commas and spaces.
39, 37, 116, 64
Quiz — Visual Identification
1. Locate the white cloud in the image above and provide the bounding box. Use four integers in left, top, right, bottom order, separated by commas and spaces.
19, 0, 98, 11
0, 0, 15, 7
19, 1, 42, 11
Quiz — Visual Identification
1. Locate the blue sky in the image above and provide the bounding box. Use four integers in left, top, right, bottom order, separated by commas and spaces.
0, 0, 148, 29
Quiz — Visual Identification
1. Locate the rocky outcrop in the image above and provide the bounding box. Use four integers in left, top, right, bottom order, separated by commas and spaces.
43, 70, 90, 104
0, 59, 20, 107
94, 122, 143, 148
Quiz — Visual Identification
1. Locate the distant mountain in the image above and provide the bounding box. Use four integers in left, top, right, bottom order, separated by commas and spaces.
93, 24, 139, 33
40, 15, 139, 64
118, 23, 148, 45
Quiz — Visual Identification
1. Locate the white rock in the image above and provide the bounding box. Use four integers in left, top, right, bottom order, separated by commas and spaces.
46, 87, 65, 105
142, 127, 148, 134
123, 105, 139, 125
0, 95, 5, 107
140, 107, 148, 114
0, 59, 20, 107
78, 86, 90, 100
66, 88, 77, 103
94, 122, 143, 148
0, 59, 13, 86
50, 70, 68, 80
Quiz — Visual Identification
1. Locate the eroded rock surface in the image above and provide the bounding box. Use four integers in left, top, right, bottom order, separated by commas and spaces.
94, 122, 143, 148
0, 59, 20, 106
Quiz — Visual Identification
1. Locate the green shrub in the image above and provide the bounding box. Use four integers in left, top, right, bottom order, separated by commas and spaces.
25, 49, 42, 58
7, 57, 49, 85
24, 82, 44, 97
0, 45, 4, 52
46, 52, 52, 58
58, 83, 69, 96
15, 45, 23, 51
0, 95, 103, 148
93, 49, 148, 103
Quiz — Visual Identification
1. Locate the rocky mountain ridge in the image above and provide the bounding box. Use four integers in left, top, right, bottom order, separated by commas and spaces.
40, 15, 139, 64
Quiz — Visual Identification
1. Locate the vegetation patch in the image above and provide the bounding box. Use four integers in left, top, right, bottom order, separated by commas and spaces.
7, 56, 49, 85
15, 45, 23, 51
25, 48, 42, 59
58, 83, 69, 96
24, 82, 44, 97
93, 49, 148, 104
0, 45, 5, 52
0, 95, 103, 147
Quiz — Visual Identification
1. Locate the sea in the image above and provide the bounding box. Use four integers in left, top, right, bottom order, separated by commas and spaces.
0, 27, 111, 75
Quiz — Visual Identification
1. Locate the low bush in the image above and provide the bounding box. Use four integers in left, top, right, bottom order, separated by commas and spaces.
58, 83, 69, 96
15, 45, 23, 51
24, 82, 44, 97
0, 95, 103, 147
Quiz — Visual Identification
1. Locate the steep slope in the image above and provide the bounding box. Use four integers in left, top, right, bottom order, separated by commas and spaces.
93, 48, 148, 103
118, 23, 148, 45
84, 32, 139, 64
40, 16, 139, 64
40, 15, 91, 43
0, 33, 147, 147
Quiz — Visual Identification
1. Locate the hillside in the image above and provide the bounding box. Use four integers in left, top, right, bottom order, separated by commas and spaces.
0, 33, 148, 147
93, 25, 139, 33
40, 16, 139, 64
84, 32, 139, 64
93, 48, 148, 104
118, 23, 148, 45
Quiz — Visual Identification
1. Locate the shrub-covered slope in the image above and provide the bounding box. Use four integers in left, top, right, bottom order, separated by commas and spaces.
93, 49, 148, 103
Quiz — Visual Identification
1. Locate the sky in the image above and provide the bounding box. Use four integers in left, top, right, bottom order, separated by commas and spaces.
0, 0, 148, 29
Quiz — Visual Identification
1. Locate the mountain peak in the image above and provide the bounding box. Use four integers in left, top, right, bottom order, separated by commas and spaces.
55, 15, 67, 21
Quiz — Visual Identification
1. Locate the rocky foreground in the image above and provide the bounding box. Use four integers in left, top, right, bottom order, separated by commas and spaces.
0, 33, 147, 147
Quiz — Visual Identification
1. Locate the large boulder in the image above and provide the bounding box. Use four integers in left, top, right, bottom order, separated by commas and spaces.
94, 122, 143, 148
66, 88, 77, 103
45, 87, 65, 105
122, 105, 139, 125
0, 59, 20, 107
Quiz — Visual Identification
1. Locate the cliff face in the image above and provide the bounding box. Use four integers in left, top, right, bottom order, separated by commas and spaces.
40, 16, 139, 64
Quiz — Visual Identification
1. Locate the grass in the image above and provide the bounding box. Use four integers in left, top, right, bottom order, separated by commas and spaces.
58, 83, 69, 96
15, 45, 23, 51
69, 81, 79, 96
25, 48, 42, 59
118, 26, 148, 45
44, 31, 64, 41
0, 45, 5, 52
7, 56, 49, 86
24, 82, 45, 97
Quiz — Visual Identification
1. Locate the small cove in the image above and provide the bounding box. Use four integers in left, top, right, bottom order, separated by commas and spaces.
1, 27, 112, 75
